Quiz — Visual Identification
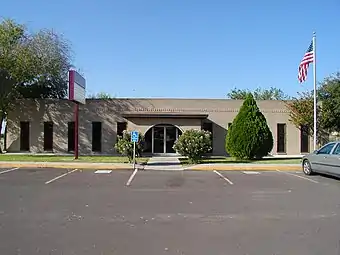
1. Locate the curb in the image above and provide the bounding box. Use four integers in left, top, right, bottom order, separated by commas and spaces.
0, 162, 301, 171
0, 162, 136, 170
185, 165, 301, 171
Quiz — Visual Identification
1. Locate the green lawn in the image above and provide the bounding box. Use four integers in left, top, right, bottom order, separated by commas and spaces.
179, 157, 302, 165
0, 154, 149, 164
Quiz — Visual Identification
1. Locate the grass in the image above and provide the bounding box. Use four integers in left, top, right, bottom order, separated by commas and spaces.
0, 154, 149, 164
179, 157, 302, 165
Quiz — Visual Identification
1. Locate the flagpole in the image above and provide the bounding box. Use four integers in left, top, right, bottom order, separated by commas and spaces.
313, 31, 317, 151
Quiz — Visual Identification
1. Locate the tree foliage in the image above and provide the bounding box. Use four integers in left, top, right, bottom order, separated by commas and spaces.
225, 94, 273, 159
173, 129, 212, 164
284, 90, 319, 130
227, 87, 290, 100
285, 72, 340, 146
318, 72, 340, 132
88, 92, 114, 99
114, 130, 145, 163
0, 18, 73, 152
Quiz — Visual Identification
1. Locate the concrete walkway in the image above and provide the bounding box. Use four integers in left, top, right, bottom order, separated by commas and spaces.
144, 156, 183, 171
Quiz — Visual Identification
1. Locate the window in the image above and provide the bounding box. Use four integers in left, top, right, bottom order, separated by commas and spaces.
300, 125, 310, 153
332, 143, 340, 155
202, 122, 213, 133
92, 122, 102, 152
44, 122, 53, 151
228, 122, 232, 129
277, 123, 286, 153
117, 122, 127, 139
317, 142, 336, 155
68, 122, 75, 152
20, 121, 30, 151
202, 121, 213, 153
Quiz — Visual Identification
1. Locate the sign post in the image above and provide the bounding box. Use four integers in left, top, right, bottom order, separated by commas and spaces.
68, 69, 86, 160
131, 131, 139, 170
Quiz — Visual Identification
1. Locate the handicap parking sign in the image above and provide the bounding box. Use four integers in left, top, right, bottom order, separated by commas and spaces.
131, 131, 139, 142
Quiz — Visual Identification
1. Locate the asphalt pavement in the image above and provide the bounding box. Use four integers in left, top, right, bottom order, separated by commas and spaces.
1, 167, 340, 255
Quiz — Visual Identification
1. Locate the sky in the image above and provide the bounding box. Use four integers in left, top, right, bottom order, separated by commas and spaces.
1, 0, 340, 99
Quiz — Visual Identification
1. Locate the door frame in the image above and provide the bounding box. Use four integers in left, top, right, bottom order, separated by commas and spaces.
151, 125, 181, 154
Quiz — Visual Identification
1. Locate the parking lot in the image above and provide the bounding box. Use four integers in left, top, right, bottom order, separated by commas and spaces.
1, 167, 340, 255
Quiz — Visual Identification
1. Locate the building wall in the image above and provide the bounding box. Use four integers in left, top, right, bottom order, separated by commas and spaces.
5, 98, 313, 156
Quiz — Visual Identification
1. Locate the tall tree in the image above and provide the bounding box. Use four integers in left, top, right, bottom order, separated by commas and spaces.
318, 72, 340, 132
16, 29, 72, 99
285, 72, 340, 146
0, 18, 73, 153
226, 94, 273, 159
227, 87, 290, 100
284, 90, 317, 131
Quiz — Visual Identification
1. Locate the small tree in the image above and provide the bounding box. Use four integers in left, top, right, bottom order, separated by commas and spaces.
114, 130, 144, 163
225, 94, 273, 159
173, 129, 212, 164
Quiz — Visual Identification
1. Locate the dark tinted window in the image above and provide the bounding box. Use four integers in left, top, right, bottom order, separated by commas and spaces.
44, 122, 53, 151
20, 121, 30, 151
117, 122, 127, 139
300, 125, 309, 153
201, 121, 213, 153
68, 122, 75, 152
92, 122, 102, 152
318, 143, 335, 155
332, 143, 340, 155
277, 123, 286, 153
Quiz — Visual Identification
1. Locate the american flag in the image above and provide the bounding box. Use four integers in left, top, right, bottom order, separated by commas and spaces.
298, 40, 314, 83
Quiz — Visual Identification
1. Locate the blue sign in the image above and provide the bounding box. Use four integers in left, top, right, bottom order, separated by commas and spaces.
131, 131, 139, 142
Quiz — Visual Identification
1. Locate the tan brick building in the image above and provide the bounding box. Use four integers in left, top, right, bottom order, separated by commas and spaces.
5, 98, 312, 156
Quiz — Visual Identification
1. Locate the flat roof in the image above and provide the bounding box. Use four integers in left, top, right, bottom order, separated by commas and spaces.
121, 112, 209, 119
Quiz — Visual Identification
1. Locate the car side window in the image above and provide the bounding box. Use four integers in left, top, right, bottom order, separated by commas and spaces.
318, 143, 336, 154
332, 143, 340, 155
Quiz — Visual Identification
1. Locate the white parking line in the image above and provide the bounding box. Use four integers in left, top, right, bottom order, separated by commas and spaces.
242, 171, 260, 175
276, 170, 319, 183
0, 167, 19, 175
95, 170, 112, 174
126, 168, 138, 186
213, 170, 234, 185
45, 169, 79, 184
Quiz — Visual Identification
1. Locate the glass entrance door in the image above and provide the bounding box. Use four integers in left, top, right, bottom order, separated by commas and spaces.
146, 124, 182, 154
165, 126, 177, 153
153, 126, 164, 153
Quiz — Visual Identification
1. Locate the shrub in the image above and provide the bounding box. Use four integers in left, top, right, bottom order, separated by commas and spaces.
114, 130, 145, 163
225, 94, 273, 159
173, 129, 212, 164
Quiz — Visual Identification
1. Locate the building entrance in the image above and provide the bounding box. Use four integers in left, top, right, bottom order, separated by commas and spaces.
144, 124, 182, 154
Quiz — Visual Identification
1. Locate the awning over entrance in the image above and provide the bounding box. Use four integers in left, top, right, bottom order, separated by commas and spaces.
121, 112, 208, 119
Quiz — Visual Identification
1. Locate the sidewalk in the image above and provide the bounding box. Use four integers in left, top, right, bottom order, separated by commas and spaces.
144, 156, 183, 170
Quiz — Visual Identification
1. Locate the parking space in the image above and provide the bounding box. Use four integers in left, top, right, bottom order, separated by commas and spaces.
0, 167, 69, 186
128, 170, 231, 191
46, 169, 131, 188
1, 167, 340, 254
0, 167, 20, 175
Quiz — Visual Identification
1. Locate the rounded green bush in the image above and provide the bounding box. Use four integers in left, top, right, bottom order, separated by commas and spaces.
225, 94, 273, 159
114, 130, 144, 163
173, 129, 212, 164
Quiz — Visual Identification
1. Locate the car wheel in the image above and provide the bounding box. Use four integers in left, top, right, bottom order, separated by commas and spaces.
302, 159, 313, 175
